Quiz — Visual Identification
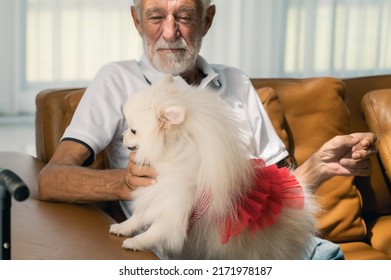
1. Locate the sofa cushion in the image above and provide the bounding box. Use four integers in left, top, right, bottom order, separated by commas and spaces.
258, 87, 291, 152
338, 241, 391, 260
366, 215, 391, 257
258, 78, 367, 242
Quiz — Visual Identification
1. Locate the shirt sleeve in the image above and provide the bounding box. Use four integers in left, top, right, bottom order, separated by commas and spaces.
243, 78, 289, 165
62, 62, 128, 158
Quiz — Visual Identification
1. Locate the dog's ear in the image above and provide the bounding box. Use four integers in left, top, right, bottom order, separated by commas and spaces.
158, 105, 186, 129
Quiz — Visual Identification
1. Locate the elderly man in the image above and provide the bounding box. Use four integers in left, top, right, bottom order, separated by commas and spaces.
38, 0, 377, 259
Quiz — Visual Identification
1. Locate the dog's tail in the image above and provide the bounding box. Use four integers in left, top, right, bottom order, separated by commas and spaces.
184, 89, 254, 215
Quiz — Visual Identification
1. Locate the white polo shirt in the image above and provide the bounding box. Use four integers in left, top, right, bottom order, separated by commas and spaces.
62, 55, 288, 169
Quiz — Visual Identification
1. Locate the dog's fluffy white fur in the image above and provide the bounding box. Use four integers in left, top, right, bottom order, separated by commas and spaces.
109, 76, 316, 259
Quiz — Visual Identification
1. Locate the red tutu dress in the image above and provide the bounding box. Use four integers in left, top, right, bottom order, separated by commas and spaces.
221, 159, 304, 243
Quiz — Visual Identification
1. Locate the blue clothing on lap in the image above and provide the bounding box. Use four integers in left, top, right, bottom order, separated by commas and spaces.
154, 236, 344, 260
306, 237, 344, 260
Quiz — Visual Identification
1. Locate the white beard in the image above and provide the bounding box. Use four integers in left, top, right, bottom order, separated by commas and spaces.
145, 36, 201, 75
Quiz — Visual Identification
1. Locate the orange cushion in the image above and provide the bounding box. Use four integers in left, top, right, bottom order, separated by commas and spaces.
258, 87, 290, 152
258, 78, 366, 242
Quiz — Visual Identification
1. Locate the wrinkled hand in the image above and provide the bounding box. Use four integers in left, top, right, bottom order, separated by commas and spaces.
318, 132, 377, 179
124, 152, 158, 193
295, 132, 377, 189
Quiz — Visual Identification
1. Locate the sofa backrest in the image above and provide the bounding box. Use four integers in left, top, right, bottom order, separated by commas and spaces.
35, 88, 107, 170
34, 75, 391, 244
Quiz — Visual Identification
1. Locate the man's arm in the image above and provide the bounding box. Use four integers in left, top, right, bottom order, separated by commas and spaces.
39, 141, 158, 203
38, 140, 133, 203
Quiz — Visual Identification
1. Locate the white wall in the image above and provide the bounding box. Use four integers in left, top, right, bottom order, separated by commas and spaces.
0, 0, 18, 115
201, 0, 286, 78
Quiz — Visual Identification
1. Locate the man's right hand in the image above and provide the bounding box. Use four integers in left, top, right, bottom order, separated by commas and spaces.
125, 152, 158, 191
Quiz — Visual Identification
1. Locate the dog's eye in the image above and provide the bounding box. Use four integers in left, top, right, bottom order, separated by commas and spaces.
130, 128, 137, 135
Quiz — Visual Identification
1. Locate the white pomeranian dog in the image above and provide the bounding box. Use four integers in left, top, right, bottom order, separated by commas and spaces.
109, 76, 317, 259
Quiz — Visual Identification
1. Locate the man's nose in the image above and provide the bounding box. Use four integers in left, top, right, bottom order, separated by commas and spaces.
162, 15, 180, 42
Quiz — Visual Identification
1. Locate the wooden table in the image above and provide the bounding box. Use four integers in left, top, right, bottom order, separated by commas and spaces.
0, 152, 158, 260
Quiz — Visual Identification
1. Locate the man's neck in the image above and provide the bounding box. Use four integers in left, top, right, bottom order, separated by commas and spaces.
180, 66, 204, 86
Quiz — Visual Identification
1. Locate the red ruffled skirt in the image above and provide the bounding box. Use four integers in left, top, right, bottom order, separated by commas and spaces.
221, 159, 304, 243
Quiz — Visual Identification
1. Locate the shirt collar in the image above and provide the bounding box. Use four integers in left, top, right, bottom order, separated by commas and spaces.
139, 54, 221, 89
197, 55, 221, 89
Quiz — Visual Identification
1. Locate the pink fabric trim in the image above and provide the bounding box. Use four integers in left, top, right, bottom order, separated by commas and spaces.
188, 188, 213, 230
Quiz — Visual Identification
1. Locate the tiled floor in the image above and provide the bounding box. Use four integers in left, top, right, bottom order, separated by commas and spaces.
0, 116, 36, 157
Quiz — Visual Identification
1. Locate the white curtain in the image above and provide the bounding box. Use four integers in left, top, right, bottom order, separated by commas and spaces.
202, 0, 391, 78
280, 0, 391, 77
1, 0, 390, 114
23, 0, 140, 86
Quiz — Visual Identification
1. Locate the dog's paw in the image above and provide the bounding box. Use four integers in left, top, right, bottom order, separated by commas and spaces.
109, 223, 126, 236
122, 238, 147, 252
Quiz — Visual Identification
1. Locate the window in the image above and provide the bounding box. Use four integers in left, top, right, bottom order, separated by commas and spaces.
2, 0, 390, 115
22, 0, 142, 90
22, 0, 391, 86
283, 0, 391, 77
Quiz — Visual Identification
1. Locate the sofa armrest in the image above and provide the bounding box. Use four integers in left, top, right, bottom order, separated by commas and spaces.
366, 215, 391, 257
0, 152, 157, 260
362, 89, 391, 180
361, 89, 391, 216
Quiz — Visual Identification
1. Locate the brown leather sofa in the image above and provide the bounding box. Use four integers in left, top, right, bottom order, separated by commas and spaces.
2, 74, 391, 260
254, 76, 391, 260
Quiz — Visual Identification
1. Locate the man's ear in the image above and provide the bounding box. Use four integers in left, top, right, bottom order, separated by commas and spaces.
159, 105, 186, 129
131, 6, 143, 35
202, 5, 216, 36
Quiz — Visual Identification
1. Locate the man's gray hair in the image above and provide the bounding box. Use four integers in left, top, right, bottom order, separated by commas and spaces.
133, 0, 212, 18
